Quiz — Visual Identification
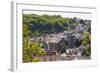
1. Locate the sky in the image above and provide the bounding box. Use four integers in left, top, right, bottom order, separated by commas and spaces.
23, 10, 91, 20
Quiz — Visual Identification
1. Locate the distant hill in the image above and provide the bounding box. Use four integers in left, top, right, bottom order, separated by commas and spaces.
23, 14, 90, 36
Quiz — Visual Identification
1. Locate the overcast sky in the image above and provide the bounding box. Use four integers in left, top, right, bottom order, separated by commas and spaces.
23, 10, 91, 20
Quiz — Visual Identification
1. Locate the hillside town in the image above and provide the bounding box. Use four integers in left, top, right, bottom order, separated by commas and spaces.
23, 13, 91, 62
28, 18, 91, 61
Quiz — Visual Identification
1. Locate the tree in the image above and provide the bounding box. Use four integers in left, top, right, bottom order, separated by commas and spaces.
23, 24, 31, 38
82, 32, 91, 56
23, 42, 46, 62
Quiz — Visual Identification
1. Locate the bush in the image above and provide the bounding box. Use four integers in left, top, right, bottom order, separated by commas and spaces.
32, 57, 40, 62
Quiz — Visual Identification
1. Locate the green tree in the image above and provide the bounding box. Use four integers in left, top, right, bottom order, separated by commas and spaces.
23, 24, 31, 38
82, 32, 91, 56
23, 42, 46, 62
